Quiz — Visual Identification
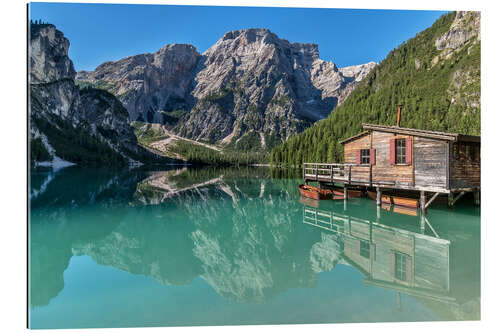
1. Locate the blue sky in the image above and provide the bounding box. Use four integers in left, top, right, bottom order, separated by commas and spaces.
29, 2, 447, 71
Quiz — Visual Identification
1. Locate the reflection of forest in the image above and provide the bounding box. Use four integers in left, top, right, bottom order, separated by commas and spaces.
302, 204, 480, 321
30, 167, 336, 308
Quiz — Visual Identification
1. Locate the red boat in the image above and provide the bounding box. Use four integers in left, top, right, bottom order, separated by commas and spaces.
298, 184, 333, 200
332, 188, 362, 198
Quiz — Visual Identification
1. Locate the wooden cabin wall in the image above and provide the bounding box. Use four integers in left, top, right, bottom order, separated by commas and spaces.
413, 137, 448, 190
450, 142, 480, 189
371, 131, 413, 186
343, 135, 371, 182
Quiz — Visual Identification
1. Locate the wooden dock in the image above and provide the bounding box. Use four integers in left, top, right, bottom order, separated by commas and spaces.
303, 162, 479, 215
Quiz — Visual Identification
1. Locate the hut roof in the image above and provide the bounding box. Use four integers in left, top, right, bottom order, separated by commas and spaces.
339, 124, 480, 145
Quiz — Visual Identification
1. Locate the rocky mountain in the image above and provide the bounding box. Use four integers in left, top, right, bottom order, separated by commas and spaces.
77, 44, 200, 123
77, 29, 375, 151
29, 23, 170, 166
271, 11, 481, 165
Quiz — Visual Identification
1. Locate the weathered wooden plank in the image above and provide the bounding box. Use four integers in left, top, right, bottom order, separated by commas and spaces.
449, 142, 480, 189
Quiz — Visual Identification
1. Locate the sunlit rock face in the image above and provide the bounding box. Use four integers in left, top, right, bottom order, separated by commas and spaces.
29, 24, 166, 165
77, 28, 375, 150
77, 44, 201, 123
435, 11, 480, 51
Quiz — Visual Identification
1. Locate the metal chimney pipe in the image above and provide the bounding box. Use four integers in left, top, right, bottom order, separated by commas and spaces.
396, 104, 403, 127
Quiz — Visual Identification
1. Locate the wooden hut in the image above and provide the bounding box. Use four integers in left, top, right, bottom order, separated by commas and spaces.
303, 123, 480, 212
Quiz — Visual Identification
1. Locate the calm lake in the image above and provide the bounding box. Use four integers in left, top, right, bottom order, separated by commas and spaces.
28, 166, 480, 329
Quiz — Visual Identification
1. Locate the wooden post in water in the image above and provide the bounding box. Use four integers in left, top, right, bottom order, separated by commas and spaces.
448, 192, 454, 208
376, 187, 381, 206
344, 186, 348, 200
397, 292, 402, 312
420, 191, 426, 216
474, 190, 480, 206
420, 214, 425, 233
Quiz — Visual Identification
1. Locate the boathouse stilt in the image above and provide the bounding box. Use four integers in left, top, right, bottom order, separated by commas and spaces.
420, 191, 426, 215
474, 190, 480, 206
451, 191, 466, 206
397, 292, 402, 312
448, 193, 454, 208
424, 192, 440, 211
344, 187, 348, 200
376, 187, 381, 206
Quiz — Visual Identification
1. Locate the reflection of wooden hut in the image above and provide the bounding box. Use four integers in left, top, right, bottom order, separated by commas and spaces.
303, 206, 450, 292
343, 217, 450, 292
302, 205, 479, 320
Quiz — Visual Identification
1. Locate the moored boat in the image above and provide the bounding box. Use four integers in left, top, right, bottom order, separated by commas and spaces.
366, 190, 418, 208
392, 196, 419, 208
331, 187, 362, 198
298, 184, 333, 200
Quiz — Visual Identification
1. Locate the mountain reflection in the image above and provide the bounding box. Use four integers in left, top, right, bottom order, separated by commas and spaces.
29, 167, 479, 321
30, 167, 324, 307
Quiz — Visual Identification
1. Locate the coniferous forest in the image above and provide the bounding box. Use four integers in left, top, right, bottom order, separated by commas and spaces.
270, 12, 480, 166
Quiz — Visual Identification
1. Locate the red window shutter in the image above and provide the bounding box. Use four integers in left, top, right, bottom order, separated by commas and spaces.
389, 139, 396, 165
406, 137, 413, 165
356, 150, 361, 165
370, 148, 376, 165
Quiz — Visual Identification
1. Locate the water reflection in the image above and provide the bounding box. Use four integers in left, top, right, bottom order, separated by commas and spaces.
301, 201, 480, 320
30, 167, 321, 307
29, 166, 480, 324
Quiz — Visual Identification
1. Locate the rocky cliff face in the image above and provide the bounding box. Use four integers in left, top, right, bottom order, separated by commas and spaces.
77, 44, 201, 123
433, 11, 481, 111
29, 23, 167, 165
77, 28, 375, 150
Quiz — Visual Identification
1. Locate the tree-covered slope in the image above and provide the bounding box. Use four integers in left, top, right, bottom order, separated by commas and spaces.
270, 11, 480, 166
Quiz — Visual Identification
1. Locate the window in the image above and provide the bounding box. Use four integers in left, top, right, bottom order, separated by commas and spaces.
395, 139, 406, 164
360, 240, 370, 258
394, 252, 407, 281
361, 149, 370, 165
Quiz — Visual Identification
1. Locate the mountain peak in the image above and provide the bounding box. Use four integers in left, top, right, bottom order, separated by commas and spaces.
220, 28, 275, 42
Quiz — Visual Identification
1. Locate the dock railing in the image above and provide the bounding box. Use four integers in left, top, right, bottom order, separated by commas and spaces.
303, 162, 371, 184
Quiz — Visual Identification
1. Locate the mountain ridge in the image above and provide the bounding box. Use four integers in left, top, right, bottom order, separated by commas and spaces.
29, 23, 174, 166
76, 28, 376, 152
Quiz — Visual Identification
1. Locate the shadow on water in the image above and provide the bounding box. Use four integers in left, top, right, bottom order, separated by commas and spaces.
29, 166, 480, 325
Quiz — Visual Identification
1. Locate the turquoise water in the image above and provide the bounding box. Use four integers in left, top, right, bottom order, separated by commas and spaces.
29, 166, 480, 329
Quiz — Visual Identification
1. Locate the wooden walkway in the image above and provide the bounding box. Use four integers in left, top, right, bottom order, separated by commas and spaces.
303, 162, 466, 193
303, 162, 479, 215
